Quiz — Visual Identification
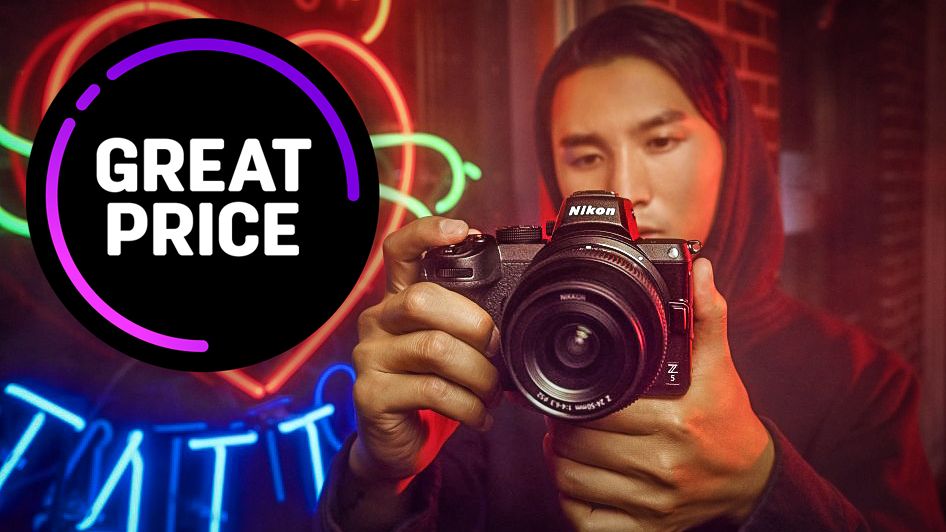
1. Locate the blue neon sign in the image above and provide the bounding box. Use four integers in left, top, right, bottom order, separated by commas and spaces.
0, 364, 357, 532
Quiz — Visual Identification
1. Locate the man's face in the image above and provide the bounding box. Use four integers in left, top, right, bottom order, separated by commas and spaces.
551, 56, 724, 242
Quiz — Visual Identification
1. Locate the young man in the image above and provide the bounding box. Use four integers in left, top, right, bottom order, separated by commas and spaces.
319, 6, 945, 530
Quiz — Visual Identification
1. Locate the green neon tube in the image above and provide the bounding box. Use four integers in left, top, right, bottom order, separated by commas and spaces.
0, 122, 32, 158
371, 133, 481, 214
379, 184, 432, 219
0, 123, 31, 237
0, 206, 29, 238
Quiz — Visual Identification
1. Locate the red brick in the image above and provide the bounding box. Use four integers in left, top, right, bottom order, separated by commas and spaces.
758, 115, 780, 145
712, 34, 742, 67
878, 47, 904, 66
881, 156, 921, 173
880, 112, 922, 131
766, 149, 780, 175
763, 15, 778, 41
766, 82, 779, 107
751, 0, 778, 10
747, 44, 778, 76
740, 78, 763, 106
726, 1, 763, 35
676, 0, 722, 22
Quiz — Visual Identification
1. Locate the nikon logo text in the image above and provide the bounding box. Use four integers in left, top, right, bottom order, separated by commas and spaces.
559, 293, 586, 301
569, 205, 616, 216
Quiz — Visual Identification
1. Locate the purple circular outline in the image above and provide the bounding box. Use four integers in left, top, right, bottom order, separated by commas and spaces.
47, 118, 208, 352
106, 38, 360, 201
47, 37, 363, 354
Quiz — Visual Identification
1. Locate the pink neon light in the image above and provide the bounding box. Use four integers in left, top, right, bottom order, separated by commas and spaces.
8, 18, 82, 203
43, 1, 212, 112
217, 370, 266, 399
360, 0, 391, 44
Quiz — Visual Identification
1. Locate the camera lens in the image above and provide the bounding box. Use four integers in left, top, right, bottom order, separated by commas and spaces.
501, 243, 668, 421
523, 305, 630, 404
553, 323, 599, 370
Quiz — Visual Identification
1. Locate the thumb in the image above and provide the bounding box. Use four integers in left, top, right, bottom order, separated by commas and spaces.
692, 258, 730, 363
381, 216, 469, 296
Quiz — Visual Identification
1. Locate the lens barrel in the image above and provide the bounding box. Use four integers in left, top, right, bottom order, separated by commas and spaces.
501, 242, 667, 421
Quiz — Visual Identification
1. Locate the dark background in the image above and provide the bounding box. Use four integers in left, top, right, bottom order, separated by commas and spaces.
0, 0, 943, 529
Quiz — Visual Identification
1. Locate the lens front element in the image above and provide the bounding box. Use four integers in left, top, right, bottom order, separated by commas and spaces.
554, 323, 599, 370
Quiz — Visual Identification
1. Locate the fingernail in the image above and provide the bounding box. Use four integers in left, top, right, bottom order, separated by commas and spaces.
485, 326, 501, 358
440, 219, 468, 236
479, 413, 494, 431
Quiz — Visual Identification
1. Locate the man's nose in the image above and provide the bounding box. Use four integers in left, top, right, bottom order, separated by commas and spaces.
609, 151, 653, 208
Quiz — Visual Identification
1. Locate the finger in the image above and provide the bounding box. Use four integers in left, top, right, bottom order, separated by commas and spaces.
362, 330, 502, 408
354, 372, 493, 431
379, 282, 498, 354
382, 216, 470, 295
565, 398, 671, 436
692, 258, 729, 357
547, 423, 674, 488
558, 494, 645, 532
356, 303, 385, 341
545, 435, 674, 521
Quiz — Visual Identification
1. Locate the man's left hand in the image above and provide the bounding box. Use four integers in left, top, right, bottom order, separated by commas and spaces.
545, 258, 774, 531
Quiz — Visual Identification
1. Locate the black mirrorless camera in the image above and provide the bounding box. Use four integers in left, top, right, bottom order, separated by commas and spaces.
422, 191, 699, 421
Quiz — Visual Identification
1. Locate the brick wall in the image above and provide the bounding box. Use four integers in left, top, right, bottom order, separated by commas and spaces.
870, 2, 927, 366
646, 0, 780, 172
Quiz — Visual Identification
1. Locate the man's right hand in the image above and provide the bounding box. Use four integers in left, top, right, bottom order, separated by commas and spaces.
348, 216, 502, 489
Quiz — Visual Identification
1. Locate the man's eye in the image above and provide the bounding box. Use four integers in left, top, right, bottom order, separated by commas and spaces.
570, 154, 602, 168
647, 137, 679, 151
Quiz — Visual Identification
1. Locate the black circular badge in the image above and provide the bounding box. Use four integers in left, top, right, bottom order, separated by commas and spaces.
27, 20, 379, 371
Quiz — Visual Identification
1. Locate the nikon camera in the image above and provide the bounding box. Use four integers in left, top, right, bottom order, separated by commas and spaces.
422, 190, 699, 421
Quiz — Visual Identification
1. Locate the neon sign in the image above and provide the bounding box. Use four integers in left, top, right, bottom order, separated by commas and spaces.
1, 4, 486, 400
42, 1, 214, 112
0, 122, 31, 237
1, 2, 484, 528
0, 364, 356, 531
76, 431, 144, 532
360, 0, 392, 44
277, 404, 335, 498
187, 432, 257, 532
